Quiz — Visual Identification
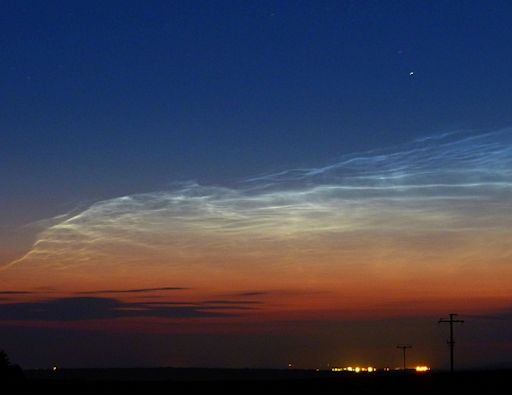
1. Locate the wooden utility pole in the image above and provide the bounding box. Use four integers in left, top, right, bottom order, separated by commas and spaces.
396, 344, 412, 374
439, 313, 464, 372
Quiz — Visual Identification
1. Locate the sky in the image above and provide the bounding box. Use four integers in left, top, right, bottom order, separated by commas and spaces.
1, 1, 512, 369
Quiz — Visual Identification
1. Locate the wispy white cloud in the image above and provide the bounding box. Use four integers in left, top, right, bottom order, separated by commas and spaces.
4, 129, 512, 286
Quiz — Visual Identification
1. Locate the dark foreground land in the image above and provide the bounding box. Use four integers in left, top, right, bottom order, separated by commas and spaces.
5, 368, 512, 394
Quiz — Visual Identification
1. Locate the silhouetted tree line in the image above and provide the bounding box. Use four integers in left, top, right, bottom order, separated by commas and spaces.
0, 350, 23, 380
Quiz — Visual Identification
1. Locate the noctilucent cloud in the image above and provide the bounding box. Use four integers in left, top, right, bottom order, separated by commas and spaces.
1, 1, 512, 369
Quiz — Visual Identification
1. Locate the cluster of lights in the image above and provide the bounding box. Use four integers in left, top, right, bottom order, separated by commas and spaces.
331, 365, 430, 373
331, 366, 376, 373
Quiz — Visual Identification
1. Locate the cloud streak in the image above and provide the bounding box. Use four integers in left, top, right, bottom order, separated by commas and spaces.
3, 128, 512, 307
0, 296, 256, 322
0, 290, 35, 295
77, 287, 187, 295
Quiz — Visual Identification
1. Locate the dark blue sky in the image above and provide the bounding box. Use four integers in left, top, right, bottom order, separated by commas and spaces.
2, 0, 512, 225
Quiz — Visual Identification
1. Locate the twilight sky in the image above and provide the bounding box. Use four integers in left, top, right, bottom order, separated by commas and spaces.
1, 1, 512, 369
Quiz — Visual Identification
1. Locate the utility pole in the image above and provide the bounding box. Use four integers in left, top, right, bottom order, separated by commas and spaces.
396, 344, 412, 374
438, 313, 464, 372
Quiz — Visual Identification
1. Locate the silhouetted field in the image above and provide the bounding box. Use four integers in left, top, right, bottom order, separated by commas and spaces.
6, 369, 511, 394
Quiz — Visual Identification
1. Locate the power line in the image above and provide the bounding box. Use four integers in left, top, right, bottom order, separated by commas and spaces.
438, 313, 464, 372
463, 314, 506, 321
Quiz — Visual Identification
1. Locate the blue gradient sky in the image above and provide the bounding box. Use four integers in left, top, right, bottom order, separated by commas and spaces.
3, 1, 512, 225
1, 1, 512, 369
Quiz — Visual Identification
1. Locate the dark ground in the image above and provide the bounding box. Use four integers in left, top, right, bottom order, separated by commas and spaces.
4, 368, 512, 394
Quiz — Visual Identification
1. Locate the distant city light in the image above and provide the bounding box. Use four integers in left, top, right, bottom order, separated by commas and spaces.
331, 366, 376, 373
331, 365, 428, 373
